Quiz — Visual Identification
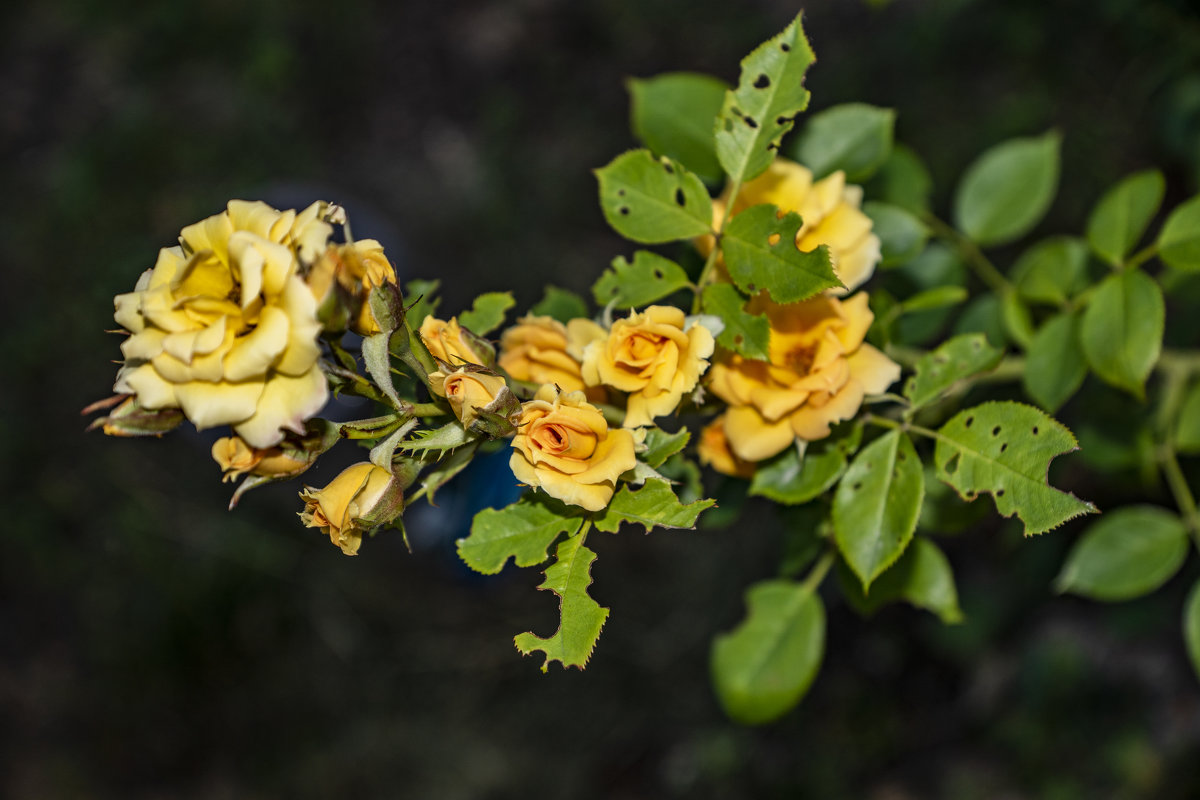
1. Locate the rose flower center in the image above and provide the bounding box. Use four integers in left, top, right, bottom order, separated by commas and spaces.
529, 421, 596, 459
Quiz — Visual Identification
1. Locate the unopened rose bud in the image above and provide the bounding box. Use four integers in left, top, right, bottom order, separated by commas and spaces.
212, 435, 312, 483
419, 316, 494, 367
298, 462, 403, 555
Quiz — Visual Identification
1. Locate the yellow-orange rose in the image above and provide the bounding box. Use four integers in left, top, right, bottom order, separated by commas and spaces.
499, 315, 590, 390
429, 366, 512, 428
211, 435, 311, 482
112, 200, 333, 448
510, 384, 637, 512
580, 306, 715, 428
299, 462, 399, 555
306, 238, 398, 335
697, 414, 756, 479
704, 158, 881, 295
708, 292, 899, 462
419, 316, 491, 366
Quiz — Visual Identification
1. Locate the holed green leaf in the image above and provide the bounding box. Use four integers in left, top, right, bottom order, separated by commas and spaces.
833, 430, 925, 590
711, 579, 825, 725
593, 478, 715, 533
721, 204, 842, 302
837, 537, 963, 624
459, 494, 585, 574
934, 401, 1096, 535
514, 532, 608, 671
904, 333, 1004, 410
701, 283, 771, 360
1024, 312, 1087, 412
790, 103, 895, 182
1080, 269, 1163, 398
1056, 506, 1188, 601
459, 291, 515, 335
1012, 236, 1089, 306
596, 149, 713, 243
628, 72, 728, 185
1086, 169, 1165, 266
530, 285, 589, 324
953, 131, 1061, 247
1157, 195, 1200, 271
863, 201, 929, 267
592, 251, 691, 309
715, 12, 816, 185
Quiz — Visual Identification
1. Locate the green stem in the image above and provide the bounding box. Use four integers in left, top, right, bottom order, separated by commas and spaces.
800, 550, 835, 594
411, 401, 451, 418
1161, 447, 1200, 549
923, 213, 1012, 294
1125, 242, 1158, 271
862, 412, 942, 442
691, 175, 744, 313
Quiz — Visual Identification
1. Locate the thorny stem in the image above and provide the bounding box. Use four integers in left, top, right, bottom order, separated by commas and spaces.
923, 213, 1012, 295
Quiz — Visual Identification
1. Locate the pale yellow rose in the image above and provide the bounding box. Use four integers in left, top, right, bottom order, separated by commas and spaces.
306, 238, 398, 335
211, 435, 311, 482
509, 384, 638, 512
429, 366, 512, 428
580, 306, 715, 428
702, 158, 881, 295
112, 200, 333, 448
419, 316, 490, 366
708, 292, 900, 462
697, 414, 756, 479
299, 462, 398, 555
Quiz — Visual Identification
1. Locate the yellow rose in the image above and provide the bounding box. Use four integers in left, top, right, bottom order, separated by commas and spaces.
306, 238, 398, 336
211, 435, 311, 482
703, 158, 881, 295
697, 414, 756, 479
509, 384, 638, 512
499, 315, 590, 391
708, 292, 900, 462
580, 306, 715, 428
419, 316, 491, 366
429, 366, 514, 429
299, 462, 399, 555
112, 200, 333, 448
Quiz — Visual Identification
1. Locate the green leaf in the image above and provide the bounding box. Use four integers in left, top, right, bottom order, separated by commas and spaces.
934, 401, 1096, 535
837, 537, 963, 624
833, 430, 925, 589
404, 278, 441, 327
953, 131, 1061, 247
595, 149, 714, 243
628, 72, 728, 185
530, 285, 589, 324
715, 12, 816, 185
1024, 312, 1087, 412
904, 333, 1004, 410
899, 286, 969, 313
592, 251, 691, 309
711, 579, 825, 725
593, 478, 715, 533
1156, 195, 1200, 271
750, 424, 862, 505
1012, 236, 1089, 306
863, 201, 929, 267
1086, 170, 1165, 266
701, 283, 770, 360
1000, 289, 1035, 349
458, 291, 515, 335
1079, 269, 1164, 398
866, 144, 933, 215
421, 440, 480, 505
790, 103, 895, 182
1174, 381, 1200, 454
1184, 580, 1200, 683
721, 204, 842, 302
459, 494, 585, 574
641, 426, 691, 469
398, 421, 474, 455
361, 332, 403, 410
1056, 506, 1188, 601
659, 453, 704, 505
953, 294, 1007, 349
514, 532, 608, 671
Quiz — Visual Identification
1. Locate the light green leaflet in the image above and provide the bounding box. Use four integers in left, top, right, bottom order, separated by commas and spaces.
833, 430, 925, 590
640, 427, 690, 469
837, 537, 963, 624
904, 333, 1004, 410
593, 478, 715, 533
592, 250, 691, 309
1011, 236, 1089, 306
715, 12, 816, 185
711, 579, 825, 725
934, 401, 1096, 536
1156, 194, 1200, 271
721, 204, 842, 302
459, 495, 585, 574
953, 131, 1060, 247
1086, 169, 1164, 266
1080, 269, 1163, 399
530, 285, 588, 324
628, 71, 728, 185
458, 291, 515, 335
701, 283, 770, 360
1056, 505, 1188, 601
595, 149, 713, 243
790, 103, 895, 182
1024, 312, 1087, 412
514, 532, 609, 671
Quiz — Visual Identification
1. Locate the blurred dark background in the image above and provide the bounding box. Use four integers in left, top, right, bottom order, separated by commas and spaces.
6, 0, 1200, 797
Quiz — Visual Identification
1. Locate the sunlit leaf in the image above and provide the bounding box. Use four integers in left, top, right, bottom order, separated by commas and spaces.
593, 478, 715, 533
1056, 506, 1188, 601
1157, 195, 1200, 271
629, 72, 728, 185
1024, 312, 1087, 412
1079, 269, 1163, 398
1086, 170, 1165, 266
595, 149, 714, 243
592, 250, 691, 309
514, 532, 608, 671
953, 131, 1061, 247
904, 333, 1004, 410
721, 204, 842, 302
837, 537, 963, 624
701, 283, 770, 360
459, 291, 515, 335
790, 103, 895, 182
459, 494, 585, 574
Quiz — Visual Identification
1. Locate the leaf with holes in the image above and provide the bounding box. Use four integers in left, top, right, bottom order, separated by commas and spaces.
458, 291, 515, 335
593, 478, 715, 533
530, 285, 589, 324
934, 401, 1096, 536
1156, 195, 1200, 271
1080, 269, 1163, 399
864, 201, 929, 267
629, 71, 728, 185
458, 494, 585, 574
701, 283, 770, 360
721, 204, 842, 302
836, 537, 963, 624
904, 333, 1004, 410
751, 424, 862, 505
711, 579, 825, 725
514, 532, 608, 671
592, 251, 691, 309
715, 12, 816, 185
833, 430, 924, 590
953, 131, 1060, 247
790, 103, 895, 182
1012, 236, 1089, 306
1056, 506, 1188, 601
640, 426, 690, 469
595, 149, 713, 243
1024, 312, 1087, 412
1087, 170, 1165, 267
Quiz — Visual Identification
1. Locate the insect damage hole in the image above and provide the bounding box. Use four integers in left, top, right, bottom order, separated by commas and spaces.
618, 206, 630, 216
964, 416, 974, 429
991, 426, 1001, 436
674, 188, 686, 207
767, 233, 781, 246
780, 42, 791, 52
753, 74, 770, 89
743, 115, 759, 129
